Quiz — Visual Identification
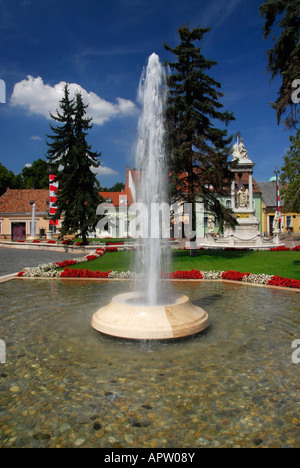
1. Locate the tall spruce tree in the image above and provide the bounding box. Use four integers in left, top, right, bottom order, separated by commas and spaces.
259, 0, 300, 128
46, 84, 101, 243
164, 25, 236, 256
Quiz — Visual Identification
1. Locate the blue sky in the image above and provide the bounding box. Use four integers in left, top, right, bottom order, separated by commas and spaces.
0, 0, 296, 187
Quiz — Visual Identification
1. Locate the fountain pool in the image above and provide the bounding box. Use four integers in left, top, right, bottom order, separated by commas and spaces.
0, 279, 299, 448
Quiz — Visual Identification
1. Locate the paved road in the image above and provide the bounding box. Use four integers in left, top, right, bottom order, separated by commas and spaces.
0, 247, 86, 276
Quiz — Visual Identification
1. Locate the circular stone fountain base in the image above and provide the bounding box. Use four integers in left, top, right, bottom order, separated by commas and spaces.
91, 292, 210, 340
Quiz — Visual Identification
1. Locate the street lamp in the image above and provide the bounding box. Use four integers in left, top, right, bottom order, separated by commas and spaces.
27, 200, 37, 241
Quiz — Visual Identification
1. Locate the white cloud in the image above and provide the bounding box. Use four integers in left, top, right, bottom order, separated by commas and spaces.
92, 165, 118, 176
30, 135, 43, 141
10, 76, 137, 125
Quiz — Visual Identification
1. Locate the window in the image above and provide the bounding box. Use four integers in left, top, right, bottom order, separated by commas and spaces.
0, 220, 2, 235
226, 200, 232, 209
286, 216, 292, 228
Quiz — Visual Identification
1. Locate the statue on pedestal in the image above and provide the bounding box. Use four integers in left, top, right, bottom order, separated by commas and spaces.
239, 138, 249, 160
272, 211, 280, 232
233, 135, 249, 161
236, 187, 249, 209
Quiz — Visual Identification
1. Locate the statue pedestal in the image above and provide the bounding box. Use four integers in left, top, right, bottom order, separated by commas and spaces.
273, 229, 281, 245
226, 209, 260, 240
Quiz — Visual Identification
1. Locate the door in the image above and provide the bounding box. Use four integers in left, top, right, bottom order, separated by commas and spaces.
11, 222, 26, 241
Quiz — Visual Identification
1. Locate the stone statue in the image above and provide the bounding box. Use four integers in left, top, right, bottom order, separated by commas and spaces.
239, 138, 249, 160
237, 187, 246, 208
273, 211, 279, 232
207, 215, 215, 233
233, 141, 241, 160
232, 136, 250, 161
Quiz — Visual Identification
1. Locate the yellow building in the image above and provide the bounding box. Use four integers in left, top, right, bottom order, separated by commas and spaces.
258, 180, 300, 236
0, 188, 61, 240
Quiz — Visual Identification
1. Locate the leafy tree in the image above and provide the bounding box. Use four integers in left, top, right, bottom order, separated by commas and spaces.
280, 129, 300, 211
164, 25, 236, 255
259, 0, 300, 128
21, 158, 49, 189
46, 84, 101, 243
0, 163, 22, 195
100, 182, 125, 192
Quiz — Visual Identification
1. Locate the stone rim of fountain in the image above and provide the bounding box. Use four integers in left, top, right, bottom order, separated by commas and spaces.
91, 292, 210, 340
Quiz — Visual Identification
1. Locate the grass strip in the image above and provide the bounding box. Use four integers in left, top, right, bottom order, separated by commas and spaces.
62, 249, 300, 280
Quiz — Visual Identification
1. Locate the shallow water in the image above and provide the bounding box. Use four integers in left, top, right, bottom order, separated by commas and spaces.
0, 279, 299, 448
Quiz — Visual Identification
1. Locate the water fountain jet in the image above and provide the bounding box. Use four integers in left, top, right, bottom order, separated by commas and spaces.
91, 53, 210, 340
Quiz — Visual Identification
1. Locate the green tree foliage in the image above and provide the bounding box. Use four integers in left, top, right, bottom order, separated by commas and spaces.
21, 158, 49, 189
100, 182, 125, 192
0, 163, 23, 195
164, 25, 236, 255
280, 129, 300, 211
259, 0, 300, 128
46, 84, 101, 243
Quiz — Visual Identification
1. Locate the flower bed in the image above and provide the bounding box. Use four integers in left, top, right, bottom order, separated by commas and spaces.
16, 248, 300, 289
221, 270, 250, 281
60, 268, 110, 278
170, 270, 203, 279
267, 276, 300, 289
270, 246, 291, 251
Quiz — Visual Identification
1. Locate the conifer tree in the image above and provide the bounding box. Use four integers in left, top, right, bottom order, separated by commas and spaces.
164, 25, 236, 255
46, 84, 101, 243
259, 0, 300, 128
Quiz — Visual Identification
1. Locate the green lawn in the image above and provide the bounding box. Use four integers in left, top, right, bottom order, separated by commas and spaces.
68, 249, 300, 280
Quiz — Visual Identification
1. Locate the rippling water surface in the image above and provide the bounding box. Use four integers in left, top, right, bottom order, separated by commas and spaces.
0, 279, 299, 448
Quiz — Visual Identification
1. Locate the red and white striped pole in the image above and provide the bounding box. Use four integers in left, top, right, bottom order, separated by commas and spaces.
49, 174, 59, 226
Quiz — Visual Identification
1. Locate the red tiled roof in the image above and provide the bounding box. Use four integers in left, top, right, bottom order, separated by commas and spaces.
0, 189, 49, 214
99, 188, 133, 206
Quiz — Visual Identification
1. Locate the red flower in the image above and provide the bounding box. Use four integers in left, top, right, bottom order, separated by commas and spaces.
270, 246, 290, 251
292, 245, 300, 251
86, 255, 97, 261
55, 259, 77, 268
60, 268, 110, 278
170, 270, 203, 279
268, 276, 300, 289
222, 270, 250, 281
105, 246, 118, 252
